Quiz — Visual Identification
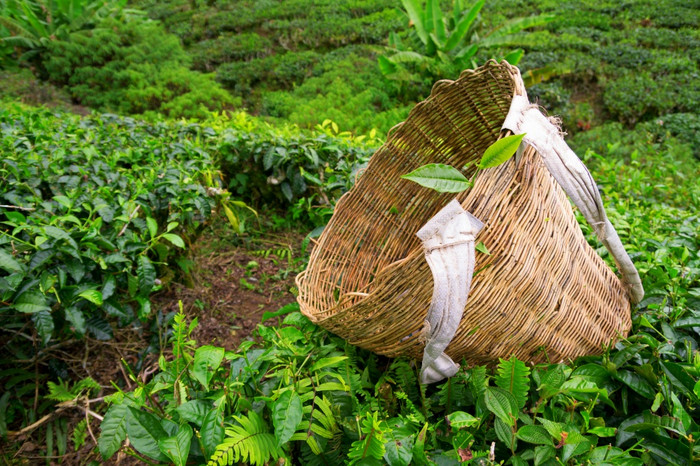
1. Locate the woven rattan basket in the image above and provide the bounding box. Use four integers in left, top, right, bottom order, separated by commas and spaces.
296, 61, 643, 382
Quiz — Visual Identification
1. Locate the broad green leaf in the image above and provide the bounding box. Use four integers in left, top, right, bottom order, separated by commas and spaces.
223, 204, 239, 230
272, 390, 303, 446
158, 423, 192, 466
517, 425, 552, 445
612, 343, 646, 367
571, 364, 613, 390
495, 355, 531, 409
99, 404, 128, 459
126, 407, 169, 462
384, 424, 414, 466
534, 445, 556, 465
101, 276, 117, 302
623, 412, 685, 436
670, 392, 692, 433
401, 0, 427, 44
137, 255, 155, 296
587, 426, 616, 437
200, 408, 224, 459
612, 370, 655, 399
560, 377, 612, 405
44, 225, 78, 250
537, 418, 565, 440
191, 345, 225, 390
411, 423, 429, 465
146, 217, 158, 239
13, 290, 50, 313
0, 250, 24, 273
86, 315, 113, 340
32, 310, 54, 345
79, 289, 103, 306
503, 48, 524, 65
446, 411, 479, 429
310, 356, 348, 372
429, 0, 445, 45
65, 306, 87, 335
494, 416, 515, 449
401, 163, 471, 193
261, 302, 300, 323
444, 0, 484, 51
162, 233, 185, 248
659, 361, 697, 400
484, 387, 518, 426
475, 242, 490, 255
175, 400, 209, 426
478, 133, 526, 169
378, 55, 399, 75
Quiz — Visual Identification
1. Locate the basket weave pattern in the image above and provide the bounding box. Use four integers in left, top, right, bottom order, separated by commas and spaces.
296, 61, 631, 366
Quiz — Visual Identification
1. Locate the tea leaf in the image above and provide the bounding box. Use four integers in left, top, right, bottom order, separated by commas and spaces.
99, 404, 128, 460
272, 390, 303, 446
158, 423, 193, 466
192, 345, 225, 390
401, 163, 471, 193
478, 133, 526, 169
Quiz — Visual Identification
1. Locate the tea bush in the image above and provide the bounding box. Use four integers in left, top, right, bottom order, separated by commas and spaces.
44, 17, 236, 119
210, 115, 380, 225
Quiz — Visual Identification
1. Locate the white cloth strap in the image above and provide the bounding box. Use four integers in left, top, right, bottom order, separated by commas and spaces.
502, 95, 644, 304
416, 96, 644, 384
417, 200, 483, 384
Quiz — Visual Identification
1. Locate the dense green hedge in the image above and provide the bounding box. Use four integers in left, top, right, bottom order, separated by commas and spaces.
0, 105, 226, 349
45, 17, 236, 119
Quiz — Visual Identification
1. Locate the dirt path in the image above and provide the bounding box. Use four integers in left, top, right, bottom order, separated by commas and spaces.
152, 225, 304, 351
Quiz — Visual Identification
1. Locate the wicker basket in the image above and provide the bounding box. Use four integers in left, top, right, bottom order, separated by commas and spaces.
296, 61, 642, 381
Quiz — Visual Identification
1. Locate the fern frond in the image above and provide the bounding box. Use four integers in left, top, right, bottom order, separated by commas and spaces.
469, 365, 488, 399
390, 359, 421, 404
207, 411, 281, 466
395, 391, 425, 423
347, 412, 387, 464
437, 372, 470, 410
495, 355, 531, 410
46, 379, 74, 402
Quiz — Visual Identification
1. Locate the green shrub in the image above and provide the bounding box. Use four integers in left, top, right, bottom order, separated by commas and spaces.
211, 114, 380, 225
255, 48, 411, 135
603, 72, 699, 125
0, 104, 230, 340
0, 0, 124, 66
44, 17, 236, 119
189, 33, 273, 71
217, 50, 323, 94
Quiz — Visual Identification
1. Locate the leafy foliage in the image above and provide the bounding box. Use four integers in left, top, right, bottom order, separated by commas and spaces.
0, 0, 126, 66
0, 104, 249, 444
44, 16, 235, 119
208, 412, 281, 466
379, 0, 554, 95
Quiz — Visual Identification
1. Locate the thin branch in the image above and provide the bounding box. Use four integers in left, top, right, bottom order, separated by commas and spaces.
0, 204, 35, 211
117, 204, 141, 237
